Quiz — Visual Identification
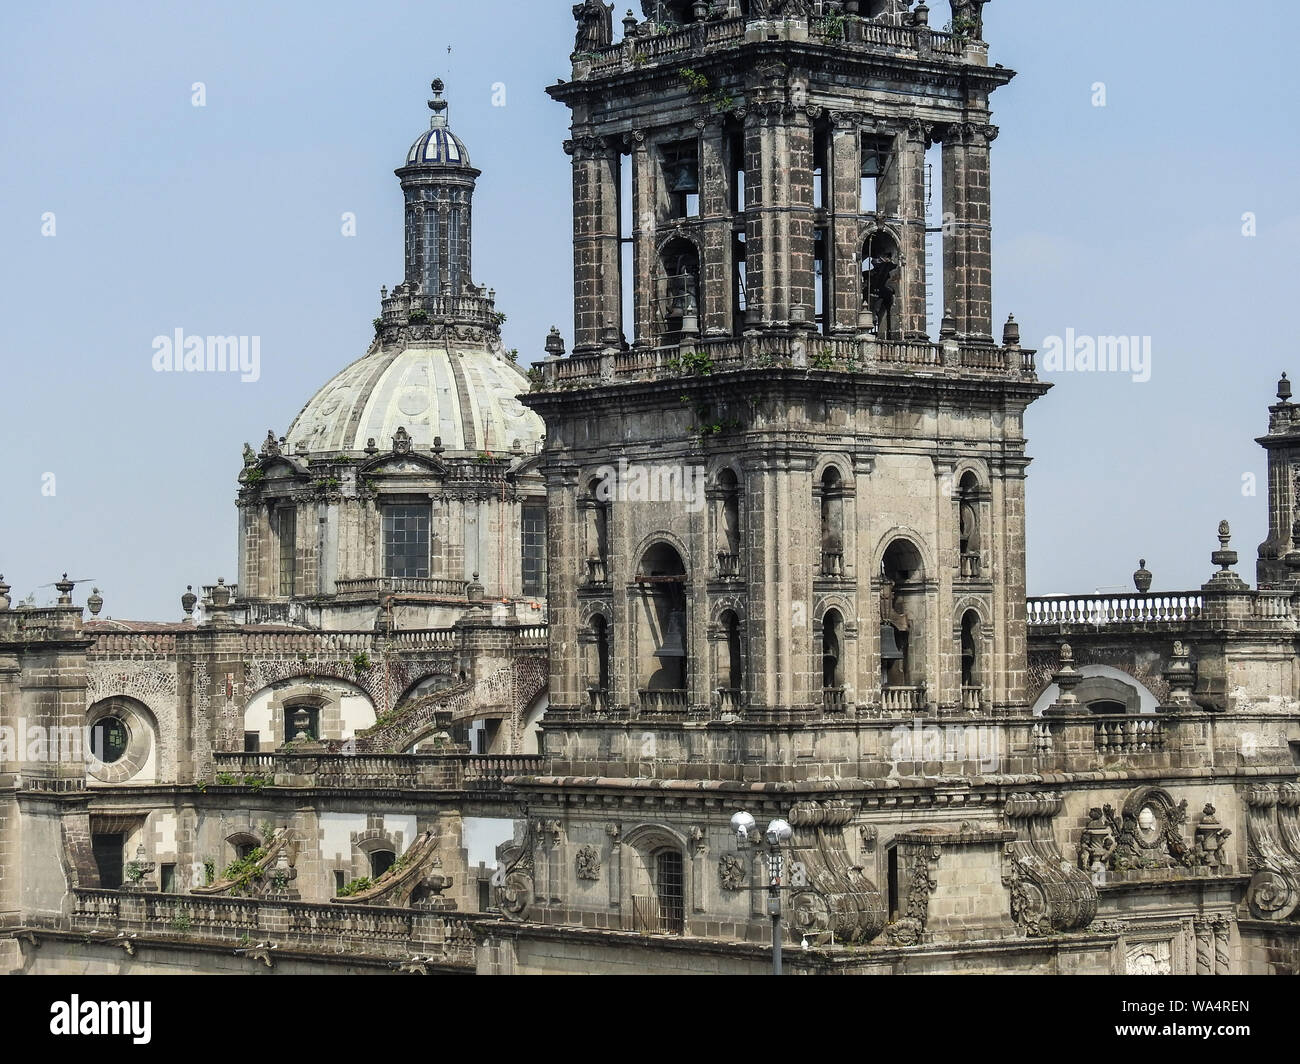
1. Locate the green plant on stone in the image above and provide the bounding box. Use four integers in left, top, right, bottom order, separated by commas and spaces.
352, 651, 372, 673
215, 772, 237, 786
243, 469, 265, 485
242, 774, 270, 792
169, 911, 193, 933
408, 309, 429, 325
259, 821, 276, 846
337, 876, 372, 898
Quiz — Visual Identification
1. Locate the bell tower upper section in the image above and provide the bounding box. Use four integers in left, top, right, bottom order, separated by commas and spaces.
554, 0, 1009, 355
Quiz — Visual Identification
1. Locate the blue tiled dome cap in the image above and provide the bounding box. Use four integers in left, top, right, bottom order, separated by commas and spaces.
404, 78, 472, 168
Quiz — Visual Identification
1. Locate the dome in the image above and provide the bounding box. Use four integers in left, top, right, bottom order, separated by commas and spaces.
286, 339, 543, 456
404, 126, 472, 169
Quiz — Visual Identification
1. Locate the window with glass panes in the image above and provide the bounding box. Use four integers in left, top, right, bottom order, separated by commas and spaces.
277, 507, 297, 596
522, 503, 547, 596
383, 505, 431, 578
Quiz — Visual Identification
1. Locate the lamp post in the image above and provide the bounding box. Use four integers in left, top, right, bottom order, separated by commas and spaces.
730, 811, 793, 975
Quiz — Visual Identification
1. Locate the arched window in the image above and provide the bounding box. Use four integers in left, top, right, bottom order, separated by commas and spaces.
636, 543, 688, 712
823, 608, 846, 710
820, 467, 845, 576
717, 609, 744, 712
585, 476, 610, 584
881, 539, 925, 706
958, 472, 981, 578
716, 469, 741, 577
370, 850, 397, 879
960, 609, 981, 709
589, 615, 611, 712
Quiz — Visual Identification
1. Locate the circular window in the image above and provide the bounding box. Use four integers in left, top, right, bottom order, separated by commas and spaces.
90, 717, 129, 764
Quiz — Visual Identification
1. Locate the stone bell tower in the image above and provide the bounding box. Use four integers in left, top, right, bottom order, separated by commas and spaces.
530, 0, 1046, 770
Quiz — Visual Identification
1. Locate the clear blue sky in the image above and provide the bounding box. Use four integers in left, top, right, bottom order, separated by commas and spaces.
2, 1, 1296, 618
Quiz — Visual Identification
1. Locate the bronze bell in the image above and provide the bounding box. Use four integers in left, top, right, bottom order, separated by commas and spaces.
654, 613, 687, 658
880, 623, 905, 662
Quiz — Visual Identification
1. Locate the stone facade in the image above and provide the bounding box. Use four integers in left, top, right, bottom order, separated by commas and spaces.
3, 2, 1300, 978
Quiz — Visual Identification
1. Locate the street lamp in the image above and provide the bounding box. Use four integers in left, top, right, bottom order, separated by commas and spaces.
730, 811, 792, 975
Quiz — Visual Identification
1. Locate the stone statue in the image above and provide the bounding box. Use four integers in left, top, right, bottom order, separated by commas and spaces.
242, 442, 257, 467
1077, 807, 1117, 876
574, 0, 614, 52
1193, 804, 1232, 869
950, 0, 988, 38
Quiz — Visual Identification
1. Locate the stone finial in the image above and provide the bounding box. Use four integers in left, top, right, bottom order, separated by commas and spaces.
392, 426, 413, 455
467, 572, 485, 603
1051, 643, 1082, 706
0, 575, 10, 611
86, 587, 103, 617
913, 2, 930, 27
545, 327, 566, 358
55, 574, 75, 605
1212, 521, 1237, 572
181, 585, 198, 617
1163, 641, 1195, 706
210, 578, 231, 607
1002, 314, 1020, 347
1133, 559, 1152, 593
1279, 372, 1292, 403
622, 9, 638, 38
365, 438, 379, 456
432, 435, 445, 456
428, 77, 449, 128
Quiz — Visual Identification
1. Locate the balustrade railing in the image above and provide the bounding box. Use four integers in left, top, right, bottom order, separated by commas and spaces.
638, 689, 689, 714
334, 577, 468, 598
1026, 593, 1203, 628
883, 686, 925, 712
210, 752, 543, 791
544, 334, 1022, 388
823, 686, 848, 713
715, 688, 745, 715
67, 889, 475, 961
961, 685, 982, 711
1094, 716, 1165, 754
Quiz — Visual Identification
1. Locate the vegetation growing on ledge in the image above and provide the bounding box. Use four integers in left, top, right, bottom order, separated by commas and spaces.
678, 68, 734, 113
666, 350, 714, 377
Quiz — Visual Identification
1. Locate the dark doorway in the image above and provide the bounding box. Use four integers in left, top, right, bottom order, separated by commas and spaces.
92, 833, 125, 889
655, 849, 685, 935
370, 850, 397, 878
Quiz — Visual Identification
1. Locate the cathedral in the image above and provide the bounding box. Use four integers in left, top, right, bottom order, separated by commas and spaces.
2, 0, 1298, 976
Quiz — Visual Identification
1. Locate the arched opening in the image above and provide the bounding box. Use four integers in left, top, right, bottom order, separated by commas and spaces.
369, 849, 397, 879
718, 609, 744, 712
861, 232, 901, 339
881, 538, 925, 707
585, 476, 611, 584
716, 468, 741, 577
636, 543, 689, 712
960, 609, 981, 709
823, 608, 846, 710
657, 237, 701, 340
588, 614, 611, 712
958, 472, 981, 578
820, 467, 846, 576
1088, 700, 1128, 715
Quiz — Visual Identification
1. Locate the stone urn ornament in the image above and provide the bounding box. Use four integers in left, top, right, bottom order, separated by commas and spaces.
86, 587, 104, 617
1133, 559, 1152, 593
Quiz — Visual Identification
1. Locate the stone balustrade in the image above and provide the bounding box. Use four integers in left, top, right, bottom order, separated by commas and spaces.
211, 752, 543, 791
334, 576, 469, 599
1026, 593, 1204, 628
541, 334, 1033, 389
68, 888, 475, 964
575, 14, 971, 81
